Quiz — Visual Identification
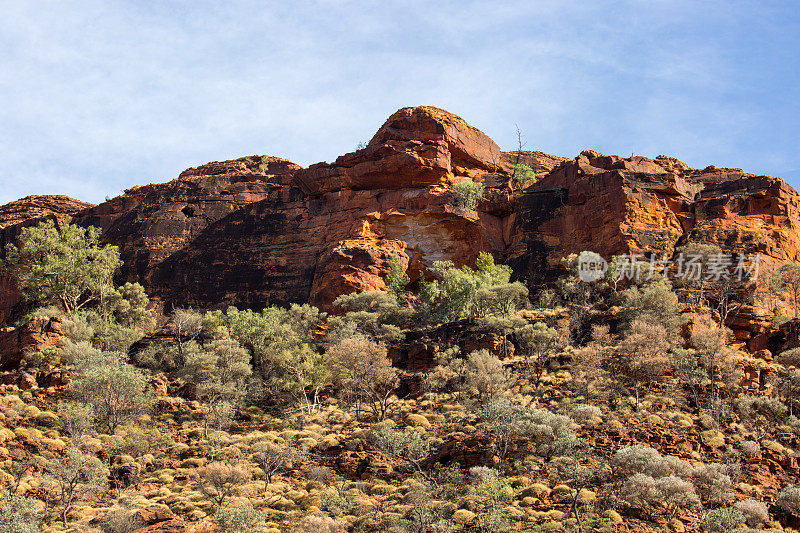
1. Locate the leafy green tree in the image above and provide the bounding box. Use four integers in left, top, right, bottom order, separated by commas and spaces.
103, 282, 156, 332
214, 306, 297, 381
476, 314, 526, 360
472, 283, 529, 318
4, 220, 121, 314
474, 252, 513, 287
516, 321, 561, 388
385, 253, 410, 304
428, 262, 478, 322
45, 446, 109, 526
181, 338, 253, 404
73, 352, 155, 433
282, 303, 326, 342
275, 343, 331, 413
470, 468, 512, 533
621, 279, 685, 335
420, 252, 521, 324
116, 424, 175, 462
772, 262, 800, 317
328, 291, 404, 343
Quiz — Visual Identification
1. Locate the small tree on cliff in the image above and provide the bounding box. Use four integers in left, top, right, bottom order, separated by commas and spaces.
385, 254, 410, 305
513, 164, 537, 190
450, 180, 485, 210
4, 220, 121, 314
511, 126, 537, 190
772, 262, 800, 318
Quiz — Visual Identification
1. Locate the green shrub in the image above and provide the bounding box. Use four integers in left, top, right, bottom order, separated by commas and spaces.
703, 506, 744, 533
371, 424, 431, 474
450, 180, 485, 210
385, 254, 410, 304
513, 164, 537, 189
777, 484, 800, 517
0, 494, 40, 533
482, 398, 576, 461
180, 338, 252, 403
73, 352, 155, 433
471, 468, 512, 532
215, 501, 267, 533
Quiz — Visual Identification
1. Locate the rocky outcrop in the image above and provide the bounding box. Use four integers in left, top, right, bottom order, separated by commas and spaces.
0, 195, 93, 229
72, 155, 301, 292
65, 107, 514, 313
0, 317, 64, 371
508, 150, 800, 286
1, 106, 799, 323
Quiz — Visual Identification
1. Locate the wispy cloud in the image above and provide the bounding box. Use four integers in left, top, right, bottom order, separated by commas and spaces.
0, 0, 798, 204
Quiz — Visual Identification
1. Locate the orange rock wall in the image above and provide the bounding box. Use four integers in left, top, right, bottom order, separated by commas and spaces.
1, 107, 799, 321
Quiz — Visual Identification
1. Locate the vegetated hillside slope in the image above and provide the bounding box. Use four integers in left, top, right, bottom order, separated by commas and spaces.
1, 107, 800, 533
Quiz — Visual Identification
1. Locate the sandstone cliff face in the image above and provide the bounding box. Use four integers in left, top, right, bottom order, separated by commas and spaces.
1, 106, 799, 321
67, 107, 526, 312
0, 316, 64, 371
507, 151, 800, 286
72, 155, 300, 283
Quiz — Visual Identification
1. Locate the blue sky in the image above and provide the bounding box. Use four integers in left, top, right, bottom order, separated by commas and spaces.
1, 1, 798, 204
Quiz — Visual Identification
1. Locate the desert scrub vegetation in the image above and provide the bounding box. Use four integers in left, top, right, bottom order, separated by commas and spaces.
1, 222, 798, 532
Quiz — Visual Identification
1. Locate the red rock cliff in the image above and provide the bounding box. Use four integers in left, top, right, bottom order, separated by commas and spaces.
1, 107, 799, 320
